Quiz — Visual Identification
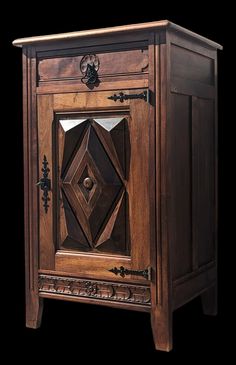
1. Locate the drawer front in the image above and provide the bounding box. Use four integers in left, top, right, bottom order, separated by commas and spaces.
38, 49, 149, 84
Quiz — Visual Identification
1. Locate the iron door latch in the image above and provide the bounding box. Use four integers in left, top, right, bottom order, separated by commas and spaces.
108, 90, 149, 103
36, 155, 51, 213
109, 266, 151, 280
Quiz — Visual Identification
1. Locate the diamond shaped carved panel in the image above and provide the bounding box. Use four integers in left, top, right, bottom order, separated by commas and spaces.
58, 117, 130, 255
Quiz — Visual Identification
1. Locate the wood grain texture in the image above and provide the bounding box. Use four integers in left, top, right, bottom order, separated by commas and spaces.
38, 95, 55, 269
13, 21, 169, 46
173, 266, 216, 310
151, 42, 173, 352
37, 40, 148, 58
39, 274, 151, 306
23, 46, 44, 328
171, 45, 214, 85
92, 118, 126, 180
34, 33, 150, 54
170, 76, 215, 99
168, 30, 219, 58
58, 111, 129, 254
38, 49, 149, 81
155, 39, 162, 306
96, 191, 126, 247
53, 91, 131, 110
192, 97, 215, 267
39, 268, 149, 285
168, 29, 219, 336
169, 93, 192, 279
128, 98, 150, 271
13, 20, 222, 49
173, 261, 215, 287
148, 34, 158, 311
55, 251, 132, 281
38, 90, 150, 284
213, 53, 218, 316
39, 292, 150, 312
17, 22, 221, 351
168, 30, 218, 317
37, 78, 148, 94
60, 118, 126, 252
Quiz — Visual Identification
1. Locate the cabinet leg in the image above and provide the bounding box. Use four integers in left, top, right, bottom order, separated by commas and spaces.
151, 308, 173, 352
26, 293, 44, 329
201, 284, 217, 316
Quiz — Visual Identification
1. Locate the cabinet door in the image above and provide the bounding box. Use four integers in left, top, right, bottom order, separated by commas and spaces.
38, 90, 150, 283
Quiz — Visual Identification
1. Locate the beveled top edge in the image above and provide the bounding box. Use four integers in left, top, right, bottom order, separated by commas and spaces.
12, 20, 223, 50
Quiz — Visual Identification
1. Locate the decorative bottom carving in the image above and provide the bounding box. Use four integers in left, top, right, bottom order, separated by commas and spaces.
38, 275, 151, 306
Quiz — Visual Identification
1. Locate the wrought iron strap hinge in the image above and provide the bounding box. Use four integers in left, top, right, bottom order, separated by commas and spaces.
109, 266, 151, 280
36, 155, 51, 213
108, 90, 149, 103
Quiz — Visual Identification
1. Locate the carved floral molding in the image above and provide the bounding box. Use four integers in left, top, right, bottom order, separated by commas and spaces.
39, 275, 151, 306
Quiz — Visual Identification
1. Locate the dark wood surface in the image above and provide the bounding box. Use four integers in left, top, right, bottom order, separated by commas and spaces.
60, 118, 126, 250
167, 33, 218, 318
15, 21, 221, 351
12, 20, 222, 50
169, 93, 192, 279
38, 49, 149, 81
151, 41, 173, 351
37, 90, 150, 283
23, 46, 44, 328
38, 95, 54, 270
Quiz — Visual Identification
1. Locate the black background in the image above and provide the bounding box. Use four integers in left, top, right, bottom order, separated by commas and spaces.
2, 7, 231, 360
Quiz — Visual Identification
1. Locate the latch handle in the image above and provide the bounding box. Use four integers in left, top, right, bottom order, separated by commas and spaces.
109, 266, 151, 280
36, 155, 51, 213
108, 90, 149, 103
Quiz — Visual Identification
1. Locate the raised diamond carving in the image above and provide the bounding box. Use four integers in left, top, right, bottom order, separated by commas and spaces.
77, 166, 93, 201
69, 149, 103, 218
59, 119, 88, 176
62, 121, 124, 245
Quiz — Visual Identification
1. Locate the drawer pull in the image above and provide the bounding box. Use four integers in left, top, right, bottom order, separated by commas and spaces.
108, 90, 148, 103
36, 155, 51, 213
109, 266, 151, 280
80, 54, 100, 85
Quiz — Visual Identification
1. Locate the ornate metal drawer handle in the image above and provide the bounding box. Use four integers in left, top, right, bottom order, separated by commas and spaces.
36, 155, 51, 213
108, 90, 148, 103
80, 54, 100, 85
109, 266, 151, 280
81, 63, 99, 85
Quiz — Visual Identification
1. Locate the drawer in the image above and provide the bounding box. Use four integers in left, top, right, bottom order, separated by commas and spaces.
37, 48, 149, 84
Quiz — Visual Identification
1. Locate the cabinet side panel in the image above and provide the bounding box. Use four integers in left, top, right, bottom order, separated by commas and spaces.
169, 94, 192, 279
192, 97, 215, 266
171, 44, 214, 85
168, 32, 217, 307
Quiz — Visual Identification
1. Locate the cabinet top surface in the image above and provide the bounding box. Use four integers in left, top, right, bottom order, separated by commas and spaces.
12, 20, 222, 49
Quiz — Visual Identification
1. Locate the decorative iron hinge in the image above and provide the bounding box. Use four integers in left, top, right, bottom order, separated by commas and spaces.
108, 90, 149, 103
109, 266, 151, 280
36, 155, 51, 213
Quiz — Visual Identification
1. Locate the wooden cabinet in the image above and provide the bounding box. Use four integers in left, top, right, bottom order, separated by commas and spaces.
13, 20, 222, 351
